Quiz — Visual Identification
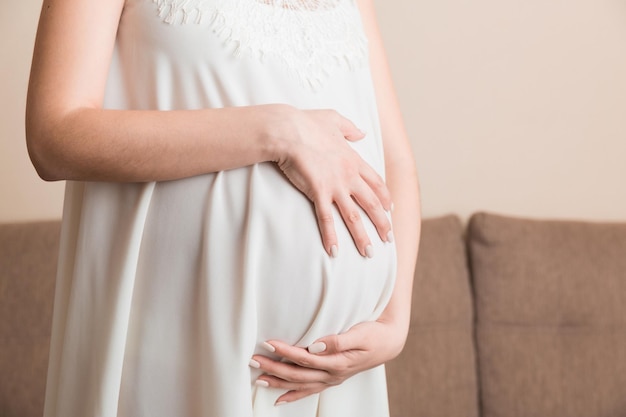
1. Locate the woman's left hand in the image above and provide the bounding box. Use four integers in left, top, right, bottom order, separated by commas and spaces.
250, 318, 408, 405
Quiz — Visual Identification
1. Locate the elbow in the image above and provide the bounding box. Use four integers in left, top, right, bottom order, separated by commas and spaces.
25, 119, 66, 182
26, 141, 63, 182
25, 105, 100, 182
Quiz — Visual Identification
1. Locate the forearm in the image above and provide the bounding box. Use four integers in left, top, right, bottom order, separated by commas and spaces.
26, 0, 291, 183
26, 104, 288, 182
378, 158, 420, 342
356, 0, 421, 343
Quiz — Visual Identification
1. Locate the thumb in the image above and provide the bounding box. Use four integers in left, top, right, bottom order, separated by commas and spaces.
307, 325, 366, 355
338, 117, 366, 142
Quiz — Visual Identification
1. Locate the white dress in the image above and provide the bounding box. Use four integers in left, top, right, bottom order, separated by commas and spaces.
43, 0, 397, 416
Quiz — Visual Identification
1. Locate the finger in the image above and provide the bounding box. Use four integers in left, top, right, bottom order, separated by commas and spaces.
350, 179, 393, 244
275, 388, 324, 405
256, 374, 329, 392
334, 194, 372, 257
252, 354, 329, 383
313, 202, 338, 257
331, 111, 365, 142
261, 341, 330, 371
359, 163, 393, 212
309, 325, 369, 356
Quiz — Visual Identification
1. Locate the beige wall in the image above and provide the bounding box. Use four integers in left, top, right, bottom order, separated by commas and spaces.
1, 0, 65, 221
375, 0, 626, 221
2, 0, 625, 223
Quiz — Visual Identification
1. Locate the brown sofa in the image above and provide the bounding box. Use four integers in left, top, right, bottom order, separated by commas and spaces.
2, 212, 626, 417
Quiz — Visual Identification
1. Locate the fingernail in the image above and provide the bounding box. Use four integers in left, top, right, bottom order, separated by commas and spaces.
262, 341, 276, 353
365, 244, 374, 258
255, 379, 269, 387
360, 130, 367, 136
386, 230, 394, 243
275, 401, 288, 406
249, 359, 260, 369
330, 245, 338, 258
390, 202, 395, 212
308, 342, 327, 354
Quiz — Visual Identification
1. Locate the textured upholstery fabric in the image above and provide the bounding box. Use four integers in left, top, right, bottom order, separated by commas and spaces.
4, 213, 626, 417
387, 215, 479, 417
0, 221, 60, 417
469, 212, 626, 417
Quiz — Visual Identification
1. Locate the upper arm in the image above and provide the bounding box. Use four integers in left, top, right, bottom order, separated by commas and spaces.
355, 0, 414, 169
26, 0, 124, 132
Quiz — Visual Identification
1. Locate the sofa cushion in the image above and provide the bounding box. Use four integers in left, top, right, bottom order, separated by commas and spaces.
0, 221, 61, 417
387, 215, 479, 417
469, 212, 626, 417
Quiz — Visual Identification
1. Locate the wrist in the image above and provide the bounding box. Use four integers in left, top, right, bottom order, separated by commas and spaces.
378, 302, 411, 344
256, 104, 299, 164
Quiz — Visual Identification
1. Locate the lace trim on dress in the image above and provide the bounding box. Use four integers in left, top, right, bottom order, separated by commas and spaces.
150, 0, 369, 90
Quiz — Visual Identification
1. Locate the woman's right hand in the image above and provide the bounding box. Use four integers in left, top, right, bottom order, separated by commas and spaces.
268, 106, 393, 258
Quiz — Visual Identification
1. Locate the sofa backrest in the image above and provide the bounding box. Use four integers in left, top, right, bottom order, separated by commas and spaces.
468, 212, 626, 417
3, 214, 625, 417
0, 221, 60, 417
386, 215, 480, 417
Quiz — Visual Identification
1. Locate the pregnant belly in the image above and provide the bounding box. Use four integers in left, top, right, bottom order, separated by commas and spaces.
203, 163, 397, 348
80, 162, 395, 368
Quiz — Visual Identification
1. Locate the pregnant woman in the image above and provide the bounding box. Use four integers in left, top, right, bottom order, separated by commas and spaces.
26, 0, 420, 415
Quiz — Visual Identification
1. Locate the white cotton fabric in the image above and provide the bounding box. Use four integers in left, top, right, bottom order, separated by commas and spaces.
43, 0, 397, 416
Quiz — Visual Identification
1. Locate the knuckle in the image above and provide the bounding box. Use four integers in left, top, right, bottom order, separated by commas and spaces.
317, 212, 334, 225
372, 181, 387, 195
329, 377, 343, 386
377, 215, 391, 229
368, 172, 383, 185
295, 356, 313, 368
368, 175, 388, 193
346, 210, 361, 224
328, 372, 347, 385
282, 368, 301, 382
373, 182, 389, 199
364, 197, 380, 212
327, 359, 349, 376
310, 184, 328, 201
